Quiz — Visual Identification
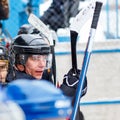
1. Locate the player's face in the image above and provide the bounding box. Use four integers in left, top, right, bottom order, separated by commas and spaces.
0, 60, 8, 83
25, 55, 47, 79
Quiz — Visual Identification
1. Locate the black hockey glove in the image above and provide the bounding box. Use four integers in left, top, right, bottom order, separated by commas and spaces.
63, 68, 81, 89
61, 68, 87, 97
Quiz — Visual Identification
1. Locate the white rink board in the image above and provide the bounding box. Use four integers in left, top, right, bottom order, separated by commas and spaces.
55, 40, 120, 120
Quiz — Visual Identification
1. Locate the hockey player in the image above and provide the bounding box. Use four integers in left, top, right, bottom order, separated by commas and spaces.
17, 24, 55, 84
6, 33, 87, 120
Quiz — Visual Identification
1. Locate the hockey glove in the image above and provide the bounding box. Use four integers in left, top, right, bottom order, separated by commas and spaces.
63, 68, 80, 89
61, 68, 87, 97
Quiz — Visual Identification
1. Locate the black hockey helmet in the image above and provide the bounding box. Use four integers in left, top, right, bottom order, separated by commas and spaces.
11, 34, 51, 65
17, 24, 50, 44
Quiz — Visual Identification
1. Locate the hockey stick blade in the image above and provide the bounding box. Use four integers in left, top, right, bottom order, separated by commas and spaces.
28, 13, 53, 45
71, 1, 103, 120
70, 0, 95, 74
70, 1, 95, 32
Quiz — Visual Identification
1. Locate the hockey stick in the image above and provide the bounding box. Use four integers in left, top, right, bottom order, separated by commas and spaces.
28, 13, 53, 45
70, 1, 95, 74
71, 1, 103, 120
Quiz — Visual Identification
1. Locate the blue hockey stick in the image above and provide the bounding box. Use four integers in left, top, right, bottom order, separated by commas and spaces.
71, 1, 103, 120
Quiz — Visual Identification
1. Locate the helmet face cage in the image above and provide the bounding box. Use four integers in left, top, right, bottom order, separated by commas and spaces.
14, 54, 52, 69
12, 44, 51, 66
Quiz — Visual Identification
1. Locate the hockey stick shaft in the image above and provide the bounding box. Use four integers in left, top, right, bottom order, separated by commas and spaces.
71, 2, 103, 120
70, 31, 78, 73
